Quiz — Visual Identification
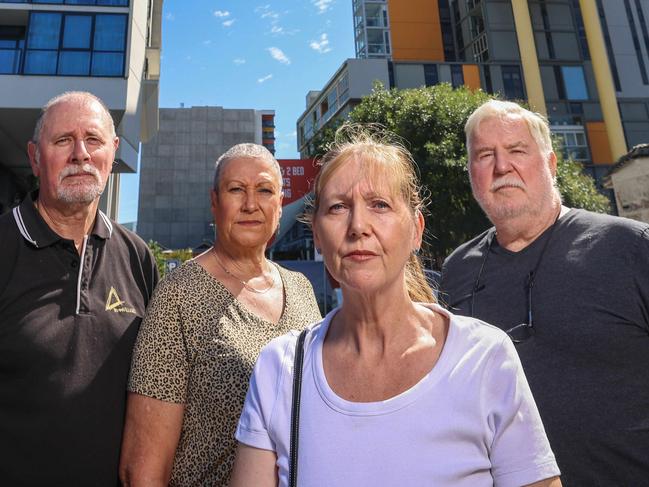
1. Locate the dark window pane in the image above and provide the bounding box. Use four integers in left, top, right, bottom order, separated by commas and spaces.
24, 50, 57, 74
91, 51, 123, 76
502, 65, 525, 99
562, 66, 589, 100
32, 0, 64, 4
58, 50, 90, 74
27, 13, 61, 49
97, 0, 129, 5
451, 64, 464, 88
0, 25, 26, 40
0, 48, 21, 74
65, 0, 97, 6
424, 64, 438, 86
94, 14, 127, 51
62, 15, 92, 49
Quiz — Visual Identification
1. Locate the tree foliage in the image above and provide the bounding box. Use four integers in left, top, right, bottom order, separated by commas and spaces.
147, 240, 194, 277
314, 83, 610, 266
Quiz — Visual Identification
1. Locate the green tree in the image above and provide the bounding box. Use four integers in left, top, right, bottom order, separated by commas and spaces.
147, 240, 194, 277
315, 83, 610, 266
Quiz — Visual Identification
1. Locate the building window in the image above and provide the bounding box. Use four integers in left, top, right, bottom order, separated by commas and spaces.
0, 26, 26, 74
571, 0, 590, 60
624, 0, 649, 84
561, 66, 589, 100
23, 12, 127, 77
30, 0, 129, 5
552, 126, 590, 162
451, 64, 464, 88
501, 65, 524, 100
424, 64, 438, 86
596, 0, 622, 91
336, 72, 349, 104
635, 0, 649, 70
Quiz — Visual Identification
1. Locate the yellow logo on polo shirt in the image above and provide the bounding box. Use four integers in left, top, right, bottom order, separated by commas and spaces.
105, 287, 136, 314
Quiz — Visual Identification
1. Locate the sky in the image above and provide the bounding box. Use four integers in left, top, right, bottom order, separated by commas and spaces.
118, 0, 356, 223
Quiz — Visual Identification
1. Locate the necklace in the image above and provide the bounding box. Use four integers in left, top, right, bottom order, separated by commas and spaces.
210, 248, 275, 294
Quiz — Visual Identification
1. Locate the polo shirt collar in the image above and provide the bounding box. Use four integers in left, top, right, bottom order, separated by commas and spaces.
12, 192, 113, 248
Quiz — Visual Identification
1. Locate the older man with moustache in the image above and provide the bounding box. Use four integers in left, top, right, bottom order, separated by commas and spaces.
0, 91, 158, 486
441, 100, 649, 486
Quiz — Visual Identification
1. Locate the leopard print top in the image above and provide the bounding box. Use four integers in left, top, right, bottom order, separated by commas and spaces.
128, 259, 321, 486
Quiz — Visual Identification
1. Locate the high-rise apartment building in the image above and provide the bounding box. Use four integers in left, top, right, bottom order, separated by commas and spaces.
0, 0, 163, 218
298, 0, 649, 189
137, 106, 276, 249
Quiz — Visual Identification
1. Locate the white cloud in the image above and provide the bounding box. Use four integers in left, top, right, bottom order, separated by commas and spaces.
203, 40, 212, 45
313, 0, 333, 14
310, 33, 331, 53
213, 10, 230, 18
165, 12, 175, 21
267, 47, 290, 65
222, 19, 235, 27
287, 130, 297, 138
271, 25, 284, 34
256, 5, 280, 20
233, 58, 246, 65
258, 74, 273, 83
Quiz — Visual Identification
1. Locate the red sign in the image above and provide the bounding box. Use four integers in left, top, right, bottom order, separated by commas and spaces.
277, 159, 319, 205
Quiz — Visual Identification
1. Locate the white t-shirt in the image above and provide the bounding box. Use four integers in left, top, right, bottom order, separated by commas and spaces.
236, 304, 559, 487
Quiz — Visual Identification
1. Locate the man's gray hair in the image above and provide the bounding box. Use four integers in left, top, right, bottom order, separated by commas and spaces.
32, 91, 116, 144
465, 100, 553, 161
213, 143, 282, 190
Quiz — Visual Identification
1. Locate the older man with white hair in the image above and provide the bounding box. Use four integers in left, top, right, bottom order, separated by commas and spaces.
0, 91, 158, 486
441, 100, 649, 486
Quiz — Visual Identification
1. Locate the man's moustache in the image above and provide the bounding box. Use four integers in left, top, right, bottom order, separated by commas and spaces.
491, 179, 525, 191
59, 164, 101, 183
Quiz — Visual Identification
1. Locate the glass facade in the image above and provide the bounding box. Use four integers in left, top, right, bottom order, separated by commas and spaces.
0, 0, 128, 5
450, 64, 464, 88
502, 65, 525, 100
561, 66, 589, 100
424, 64, 438, 87
353, 0, 391, 58
20, 11, 127, 76
0, 26, 26, 74
552, 127, 590, 162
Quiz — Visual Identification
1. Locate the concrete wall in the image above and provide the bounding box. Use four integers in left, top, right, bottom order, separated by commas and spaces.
347, 58, 390, 96
137, 106, 265, 249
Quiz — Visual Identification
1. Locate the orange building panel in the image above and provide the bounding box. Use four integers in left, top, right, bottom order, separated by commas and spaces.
388, 0, 444, 61
462, 64, 481, 90
586, 122, 614, 164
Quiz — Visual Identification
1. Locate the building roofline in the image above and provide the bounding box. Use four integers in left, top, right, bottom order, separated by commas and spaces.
296, 58, 356, 124
608, 144, 649, 175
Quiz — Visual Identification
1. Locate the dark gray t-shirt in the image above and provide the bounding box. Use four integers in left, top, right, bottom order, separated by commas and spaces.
441, 209, 649, 487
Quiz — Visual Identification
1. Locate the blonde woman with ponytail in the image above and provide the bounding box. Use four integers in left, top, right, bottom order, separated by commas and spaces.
229, 127, 561, 487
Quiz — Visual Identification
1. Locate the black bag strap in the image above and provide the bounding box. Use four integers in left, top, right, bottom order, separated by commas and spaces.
289, 328, 308, 487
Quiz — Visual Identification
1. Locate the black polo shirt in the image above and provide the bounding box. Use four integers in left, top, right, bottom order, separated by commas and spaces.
0, 193, 159, 486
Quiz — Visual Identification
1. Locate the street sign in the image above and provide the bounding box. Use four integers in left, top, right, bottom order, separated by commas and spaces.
165, 259, 180, 274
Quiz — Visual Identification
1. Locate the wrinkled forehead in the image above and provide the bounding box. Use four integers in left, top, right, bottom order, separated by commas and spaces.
44, 97, 113, 134
220, 156, 282, 184
472, 114, 533, 143
322, 155, 403, 199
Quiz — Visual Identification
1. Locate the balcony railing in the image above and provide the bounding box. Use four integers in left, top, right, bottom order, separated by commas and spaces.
367, 43, 389, 54
365, 16, 386, 27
